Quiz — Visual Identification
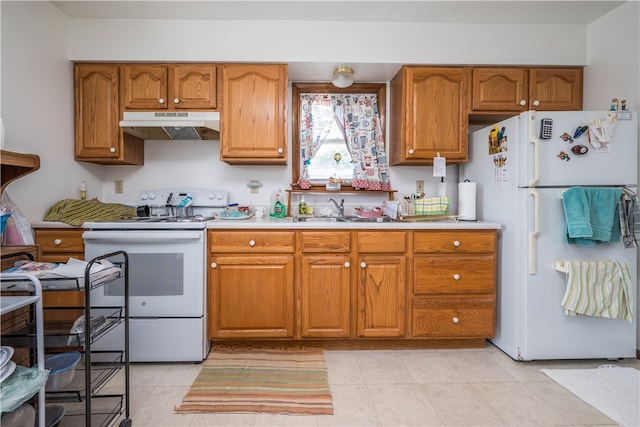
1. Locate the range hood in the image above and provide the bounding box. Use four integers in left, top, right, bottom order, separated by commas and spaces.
119, 111, 220, 140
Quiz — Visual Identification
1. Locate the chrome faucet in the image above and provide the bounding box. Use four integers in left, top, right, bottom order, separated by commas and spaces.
328, 198, 345, 217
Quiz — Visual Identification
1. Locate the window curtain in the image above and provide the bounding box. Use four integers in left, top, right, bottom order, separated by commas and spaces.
298, 93, 391, 191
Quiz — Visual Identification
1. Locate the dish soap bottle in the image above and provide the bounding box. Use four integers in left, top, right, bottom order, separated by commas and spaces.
298, 196, 308, 216
274, 189, 286, 218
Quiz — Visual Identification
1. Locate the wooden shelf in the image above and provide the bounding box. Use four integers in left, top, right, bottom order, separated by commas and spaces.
1, 149, 40, 194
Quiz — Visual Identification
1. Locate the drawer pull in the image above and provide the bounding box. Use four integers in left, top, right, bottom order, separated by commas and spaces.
532, 100, 540, 107
210, 262, 217, 269
519, 99, 527, 106
453, 273, 460, 280
452, 317, 460, 324
54, 239, 62, 246
360, 262, 367, 268
159, 98, 165, 104
344, 262, 350, 268
249, 240, 256, 247
453, 240, 460, 247
173, 98, 180, 104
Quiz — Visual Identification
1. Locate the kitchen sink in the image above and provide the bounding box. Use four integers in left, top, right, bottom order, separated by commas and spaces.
293, 216, 394, 223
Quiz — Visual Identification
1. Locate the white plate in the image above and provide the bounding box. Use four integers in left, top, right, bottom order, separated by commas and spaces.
219, 213, 252, 220
0, 360, 16, 383
0, 346, 14, 368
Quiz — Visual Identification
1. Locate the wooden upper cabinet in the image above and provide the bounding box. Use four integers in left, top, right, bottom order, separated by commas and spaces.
122, 64, 217, 110
390, 66, 469, 165
529, 68, 583, 111
471, 68, 529, 112
74, 63, 144, 165
220, 64, 288, 165
470, 67, 583, 115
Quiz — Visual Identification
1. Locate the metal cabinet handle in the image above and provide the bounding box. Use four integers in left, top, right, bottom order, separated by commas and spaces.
360, 262, 366, 268
158, 98, 165, 104
453, 273, 460, 280
532, 100, 540, 107
210, 262, 217, 269
408, 149, 414, 155
519, 99, 527, 106
110, 147, 116, 153
344, 262, 350, 268
277, 148, 284, 154
54, 239, 62, 246
173, 98, 180, 104
249, 240, 256, 247
452, 317, 460, 324
453, 240, 460, 247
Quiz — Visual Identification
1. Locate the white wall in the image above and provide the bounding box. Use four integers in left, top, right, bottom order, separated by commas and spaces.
1, 1, 104, 223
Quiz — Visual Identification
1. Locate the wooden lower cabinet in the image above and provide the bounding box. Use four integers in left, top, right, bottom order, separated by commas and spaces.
299, 232, 351, 338
355, 231, 407, 338
34, 228, 85, 323
411, 230, 497, 339
207, 228, 497, 344
208, 231, 295, 339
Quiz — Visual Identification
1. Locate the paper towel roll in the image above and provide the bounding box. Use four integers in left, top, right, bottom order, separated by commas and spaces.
458, 181, 476, 221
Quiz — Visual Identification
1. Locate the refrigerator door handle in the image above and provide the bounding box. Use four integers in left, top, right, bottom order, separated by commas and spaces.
528, 113, 540, 186
528, 188, 540, 275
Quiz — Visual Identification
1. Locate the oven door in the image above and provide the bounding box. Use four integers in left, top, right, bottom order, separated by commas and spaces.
82, 230, 205, 317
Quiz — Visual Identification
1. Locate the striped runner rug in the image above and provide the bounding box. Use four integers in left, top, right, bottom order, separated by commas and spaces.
175, 346, 333, 415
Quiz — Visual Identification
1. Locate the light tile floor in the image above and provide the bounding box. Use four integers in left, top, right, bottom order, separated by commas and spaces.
110, 342, 640, 427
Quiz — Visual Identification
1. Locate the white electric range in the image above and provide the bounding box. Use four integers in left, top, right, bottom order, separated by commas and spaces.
83, 188, 229, 362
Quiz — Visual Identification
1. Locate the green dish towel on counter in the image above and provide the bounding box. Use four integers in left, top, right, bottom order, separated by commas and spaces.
44, 199, 136, 226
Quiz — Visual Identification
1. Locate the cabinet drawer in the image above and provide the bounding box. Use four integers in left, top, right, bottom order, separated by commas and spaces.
357, 231, 407, 253
414, 255, 495, 294
209, 231, 295, 253
412, 298, 494, 338
414, 230, 495, 254
301, 231, 350, 253
35, 229, 84, 253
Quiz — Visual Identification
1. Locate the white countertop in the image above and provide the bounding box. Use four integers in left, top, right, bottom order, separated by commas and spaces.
33, 219, 502, 230
206, 217, 502, 230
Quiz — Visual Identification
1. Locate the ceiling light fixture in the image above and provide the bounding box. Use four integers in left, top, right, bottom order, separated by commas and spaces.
332, 65, 355, 88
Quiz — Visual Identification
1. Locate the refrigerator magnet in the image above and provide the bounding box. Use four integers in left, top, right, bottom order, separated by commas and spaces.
557, 151, 571, 161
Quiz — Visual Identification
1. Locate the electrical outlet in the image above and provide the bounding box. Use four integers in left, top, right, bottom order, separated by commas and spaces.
114, 180, 124, 194
416, 180, 424, 193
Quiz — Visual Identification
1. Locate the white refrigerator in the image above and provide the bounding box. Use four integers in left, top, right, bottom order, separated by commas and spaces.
460, 110, 638, 361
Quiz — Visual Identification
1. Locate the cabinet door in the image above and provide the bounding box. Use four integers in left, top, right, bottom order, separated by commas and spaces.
529, 68, 583, 111
300, 254, 351, 338
74, 64, 121, 159
390, 66, 469, 165
471, 68, 528, 112
209, 255, 294, 339
220, 64, 288, 164
171, 64, 217, 109
122, 64, 169, 109
356, 255, 406, 337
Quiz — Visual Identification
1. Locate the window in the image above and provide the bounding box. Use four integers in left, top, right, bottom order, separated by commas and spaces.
292, 83, 387, 191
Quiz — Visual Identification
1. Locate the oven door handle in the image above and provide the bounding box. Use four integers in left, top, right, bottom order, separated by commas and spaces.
82, 230, 203, 243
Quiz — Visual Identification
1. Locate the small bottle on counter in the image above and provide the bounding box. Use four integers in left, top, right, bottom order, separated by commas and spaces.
274, 189, 286, 218
80, 180, 87, 200
298, 196, 308, 216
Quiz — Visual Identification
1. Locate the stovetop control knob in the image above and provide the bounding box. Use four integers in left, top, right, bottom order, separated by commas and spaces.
148, 193, 157, 200
140, 192, 149, 201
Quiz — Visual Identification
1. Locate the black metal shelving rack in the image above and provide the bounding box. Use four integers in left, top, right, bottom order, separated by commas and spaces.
1, 250, 132, 427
